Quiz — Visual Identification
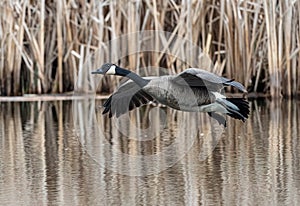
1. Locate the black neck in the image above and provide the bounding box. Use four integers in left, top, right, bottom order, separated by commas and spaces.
116, 66, 149, 88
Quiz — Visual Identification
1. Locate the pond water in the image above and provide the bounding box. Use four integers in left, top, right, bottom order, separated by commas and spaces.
0, 99, 299, 205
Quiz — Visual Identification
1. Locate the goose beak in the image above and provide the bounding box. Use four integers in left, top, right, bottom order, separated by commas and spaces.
91, 68, 104, 74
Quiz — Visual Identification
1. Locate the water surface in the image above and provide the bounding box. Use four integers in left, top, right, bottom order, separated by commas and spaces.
0, 99, 299, 205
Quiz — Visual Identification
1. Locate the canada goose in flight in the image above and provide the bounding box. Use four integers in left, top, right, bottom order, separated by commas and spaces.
92, 63, 249, 127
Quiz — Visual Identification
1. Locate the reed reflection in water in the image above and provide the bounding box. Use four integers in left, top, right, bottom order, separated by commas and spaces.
0, 99, 299, 205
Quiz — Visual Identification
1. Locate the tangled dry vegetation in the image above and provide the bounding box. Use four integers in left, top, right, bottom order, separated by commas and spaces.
0, 0, 299, 97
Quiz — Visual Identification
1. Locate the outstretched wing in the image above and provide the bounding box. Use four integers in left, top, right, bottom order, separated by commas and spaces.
102, 79, 155, 118
172, 68, 247, 92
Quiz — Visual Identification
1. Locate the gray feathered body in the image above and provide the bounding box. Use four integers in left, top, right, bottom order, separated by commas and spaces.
144, 76, 213, 112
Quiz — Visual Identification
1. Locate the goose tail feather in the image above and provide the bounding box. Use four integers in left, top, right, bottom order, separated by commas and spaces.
215, 97, 250, 122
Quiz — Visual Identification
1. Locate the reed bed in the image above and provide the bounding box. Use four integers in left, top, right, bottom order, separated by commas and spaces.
0, 0, 299, 97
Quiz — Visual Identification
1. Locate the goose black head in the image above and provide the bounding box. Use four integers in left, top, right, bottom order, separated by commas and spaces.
92, 63, 117, 75
92, 63, 131, 77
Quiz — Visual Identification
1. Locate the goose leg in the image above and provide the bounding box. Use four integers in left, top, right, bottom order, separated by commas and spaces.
208, 112, 227, 127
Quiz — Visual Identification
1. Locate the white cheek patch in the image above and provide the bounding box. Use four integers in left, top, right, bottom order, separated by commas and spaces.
107, 65, 116, 75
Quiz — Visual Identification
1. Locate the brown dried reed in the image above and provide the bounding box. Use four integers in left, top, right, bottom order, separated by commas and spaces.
0, 0, 299, 97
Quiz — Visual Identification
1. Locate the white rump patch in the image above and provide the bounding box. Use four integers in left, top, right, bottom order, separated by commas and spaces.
107, 65, 116, 75
212, 92, 226, 99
